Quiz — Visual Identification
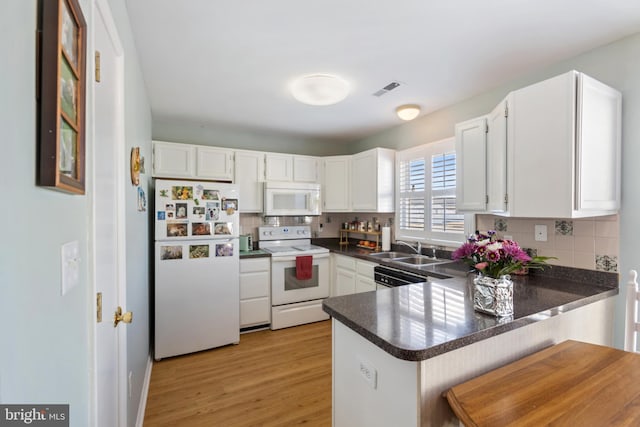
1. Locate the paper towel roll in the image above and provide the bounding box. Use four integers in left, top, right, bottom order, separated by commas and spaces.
382, 226, 391, 251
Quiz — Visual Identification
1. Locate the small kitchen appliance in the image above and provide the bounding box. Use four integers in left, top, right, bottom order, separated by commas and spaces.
263, 182, 321, 216
239, 234, 253, 251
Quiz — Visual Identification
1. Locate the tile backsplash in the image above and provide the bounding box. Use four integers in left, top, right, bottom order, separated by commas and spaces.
476, 214, 619, 272
239, 212, 394, 247
241, 212, 619, 272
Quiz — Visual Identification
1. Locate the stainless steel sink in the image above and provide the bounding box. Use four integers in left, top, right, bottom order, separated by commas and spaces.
391, 255, 448, 266
368, 251, 407, 259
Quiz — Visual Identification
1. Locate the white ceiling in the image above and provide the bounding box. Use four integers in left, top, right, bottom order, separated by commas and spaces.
126, 0, 640, 143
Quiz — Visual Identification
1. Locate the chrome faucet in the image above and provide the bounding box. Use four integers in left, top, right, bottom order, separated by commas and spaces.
396, 240, 422, 255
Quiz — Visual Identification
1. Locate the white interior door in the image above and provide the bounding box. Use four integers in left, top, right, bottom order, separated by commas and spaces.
93, 1, 127, 426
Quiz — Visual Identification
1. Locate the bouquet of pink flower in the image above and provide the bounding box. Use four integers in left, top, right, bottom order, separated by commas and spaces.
452, 231, 553, 278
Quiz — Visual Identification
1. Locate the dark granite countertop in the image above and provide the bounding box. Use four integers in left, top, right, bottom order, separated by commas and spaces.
315, 238, 619, 362
239, 249, 271, 259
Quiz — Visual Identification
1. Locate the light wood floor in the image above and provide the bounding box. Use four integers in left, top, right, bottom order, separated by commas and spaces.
144, 320, 332, 426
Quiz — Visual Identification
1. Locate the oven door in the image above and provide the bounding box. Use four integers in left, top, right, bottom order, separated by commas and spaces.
271, 253, 330, 305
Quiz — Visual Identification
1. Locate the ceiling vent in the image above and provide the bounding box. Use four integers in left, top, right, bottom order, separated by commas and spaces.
373, 81, 401, 97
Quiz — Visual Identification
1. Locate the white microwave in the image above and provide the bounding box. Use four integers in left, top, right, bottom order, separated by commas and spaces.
264, 182, 321, 216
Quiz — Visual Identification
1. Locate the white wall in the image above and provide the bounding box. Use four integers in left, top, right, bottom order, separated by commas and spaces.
153, 118, 352, 156
0, 0, 93, 424
0, 1, 152, 426
354, 32, 640, 349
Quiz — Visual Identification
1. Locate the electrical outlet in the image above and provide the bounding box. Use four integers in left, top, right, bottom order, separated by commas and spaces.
504, 235, 513, 241
358, 359, 377, 389
534, 225, 548, 242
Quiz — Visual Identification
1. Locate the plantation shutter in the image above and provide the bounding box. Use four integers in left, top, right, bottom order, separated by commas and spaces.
398, 157, 426, 231
395, 137, 468, 245
431, 151, 464, 233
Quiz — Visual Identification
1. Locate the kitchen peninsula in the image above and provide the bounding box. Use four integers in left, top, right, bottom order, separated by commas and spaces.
322, 266, 617, 426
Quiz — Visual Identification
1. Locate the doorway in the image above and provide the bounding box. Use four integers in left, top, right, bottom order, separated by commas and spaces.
92, 0, 127, 425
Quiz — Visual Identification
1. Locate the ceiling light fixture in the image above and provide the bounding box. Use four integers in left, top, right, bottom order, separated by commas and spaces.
291, 74, 350, 106
396, 104, 421, 121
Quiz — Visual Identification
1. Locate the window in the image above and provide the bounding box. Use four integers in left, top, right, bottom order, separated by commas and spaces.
395, 137, 470, 246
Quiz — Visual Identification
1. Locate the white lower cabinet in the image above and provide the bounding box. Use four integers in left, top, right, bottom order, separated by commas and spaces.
334, 254, 356, 296
333, 254, 377, 296
239, 257, 271, 329
355, 260, 376, 293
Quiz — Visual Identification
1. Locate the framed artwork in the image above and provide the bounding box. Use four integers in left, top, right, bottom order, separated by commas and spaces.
37, 0, 87, 194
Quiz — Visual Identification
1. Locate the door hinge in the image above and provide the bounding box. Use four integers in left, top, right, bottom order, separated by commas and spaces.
95, 51, 101, 82
96, 292, 102, 323
504, 194, 509, 204
486, 195, 489, 204
504, 102, 509, 118
485, 122, 489, 133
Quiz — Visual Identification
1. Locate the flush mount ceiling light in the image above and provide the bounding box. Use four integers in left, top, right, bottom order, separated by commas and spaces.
291, 74, 350, 106
396, 104, 421, 121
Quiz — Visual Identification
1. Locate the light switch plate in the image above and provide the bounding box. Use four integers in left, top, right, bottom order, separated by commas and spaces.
534, 225, 548, 242
61, 240, 80, 295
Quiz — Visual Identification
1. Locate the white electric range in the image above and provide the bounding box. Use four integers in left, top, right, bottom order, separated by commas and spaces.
258, 226, 330, 329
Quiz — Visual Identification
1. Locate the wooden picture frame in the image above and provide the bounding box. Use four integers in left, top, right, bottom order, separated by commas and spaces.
37, 0, 87, 194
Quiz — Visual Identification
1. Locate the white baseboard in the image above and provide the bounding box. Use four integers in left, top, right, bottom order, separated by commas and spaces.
135, 355, 153, 427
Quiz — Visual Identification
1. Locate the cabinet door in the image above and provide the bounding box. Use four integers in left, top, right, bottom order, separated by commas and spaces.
335, 267, 356, 296
351, 150, 377, 211
576, 74, 621, 213
455, 117, 487, 211
509, 73, 575, 217
152, 141, 195, 178
323, 156, 351, 211
355, 276, 376, 293
196, 146, 234, 181
234, 151, 264, 213
265, 153, 293, 181
293, 155, 319, 183
239, 258, 270, 327
355, 260, 376, 293
486, 99, 508, 213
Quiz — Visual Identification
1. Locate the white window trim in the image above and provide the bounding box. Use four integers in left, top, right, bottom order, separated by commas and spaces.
395, 137, 475, 248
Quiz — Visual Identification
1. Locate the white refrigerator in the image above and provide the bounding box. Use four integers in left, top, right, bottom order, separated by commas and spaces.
154, 179, 240, 360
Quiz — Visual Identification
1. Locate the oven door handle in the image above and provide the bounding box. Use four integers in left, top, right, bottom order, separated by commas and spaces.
270, 253, 330, 262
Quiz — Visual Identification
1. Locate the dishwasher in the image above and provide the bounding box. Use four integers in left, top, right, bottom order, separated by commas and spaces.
374, 265, 430, 289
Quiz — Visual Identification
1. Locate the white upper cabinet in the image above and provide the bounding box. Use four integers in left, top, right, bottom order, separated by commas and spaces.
506, 71, 621, 218
351, 148, 395, 212
265, 153, 293, 181
234, 150, 264, 213
455, 70, 621, 218
575, 74, 621, 213
293, 155, 319, 183
486, 98, 509, 213
152, 141, 195, 178
322, 156, 351, 212
265, 153, 319, 183
195, 146, 234, 181
455, 116, 487, 211
152, 141, 233, 181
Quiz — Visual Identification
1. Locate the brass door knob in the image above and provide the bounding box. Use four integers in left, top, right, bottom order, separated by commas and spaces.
114, 306, 133, 327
